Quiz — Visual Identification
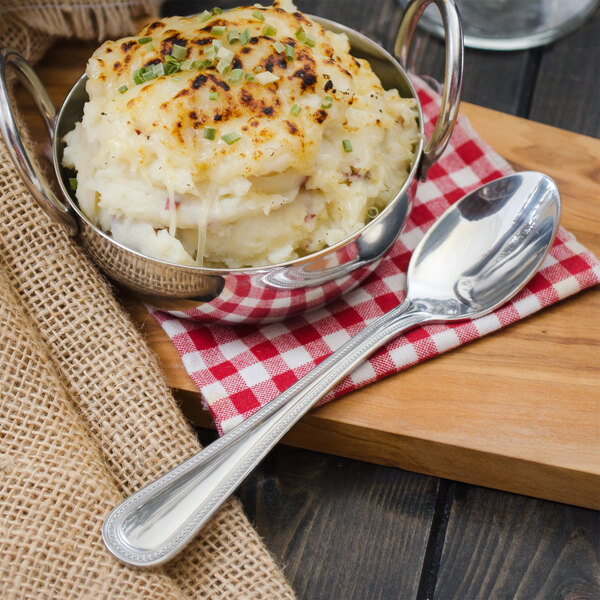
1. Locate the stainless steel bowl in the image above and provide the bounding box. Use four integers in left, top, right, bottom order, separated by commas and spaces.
0, 0, 462, 324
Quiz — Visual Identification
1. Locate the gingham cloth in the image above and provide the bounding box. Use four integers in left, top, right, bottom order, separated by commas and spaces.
151, 77, 600, 434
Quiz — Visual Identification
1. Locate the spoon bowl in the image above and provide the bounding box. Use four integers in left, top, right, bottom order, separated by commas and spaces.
102, 171, 560, 567
408, 171, 560, 320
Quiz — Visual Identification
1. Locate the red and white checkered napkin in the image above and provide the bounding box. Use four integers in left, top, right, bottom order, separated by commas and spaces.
151, 76, 600, 434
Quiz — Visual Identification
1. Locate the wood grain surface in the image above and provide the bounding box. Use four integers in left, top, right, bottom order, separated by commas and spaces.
10, 1, 600, 597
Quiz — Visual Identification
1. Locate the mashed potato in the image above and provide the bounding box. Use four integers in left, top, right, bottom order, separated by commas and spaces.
62, 0, 419, 268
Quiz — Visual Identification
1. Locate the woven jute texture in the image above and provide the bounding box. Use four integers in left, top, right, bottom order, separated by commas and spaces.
0, 266, 186, 599
0, 2, 296, 598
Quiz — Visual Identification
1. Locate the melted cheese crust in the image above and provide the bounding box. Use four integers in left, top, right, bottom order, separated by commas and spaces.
63, 1, 419, 267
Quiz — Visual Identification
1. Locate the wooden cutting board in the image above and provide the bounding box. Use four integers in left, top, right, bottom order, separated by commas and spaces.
123, 105, 600, 511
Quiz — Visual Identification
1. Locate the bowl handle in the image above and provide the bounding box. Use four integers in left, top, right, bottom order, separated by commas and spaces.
395, 0, 463, 180
0, 48, 78, 235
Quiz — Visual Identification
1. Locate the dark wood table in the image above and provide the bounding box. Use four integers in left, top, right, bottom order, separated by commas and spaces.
18, 1, 599, 597
165, 2, 598, 598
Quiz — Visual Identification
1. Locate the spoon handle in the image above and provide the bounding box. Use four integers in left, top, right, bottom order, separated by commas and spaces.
102, 299, 431, 567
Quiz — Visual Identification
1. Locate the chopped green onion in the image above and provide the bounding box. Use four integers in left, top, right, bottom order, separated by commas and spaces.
138, 36, 152, 44
304, 34, 316, 48
244, 71, 255, 81
198, 10, 212, 22
203, 57, 215, 67
216, 46, 234, 61
321, 95, 333, 109
203, 127, 217, 140
342, 139, 353, 153
118, 85, 128, 93
133, 67, 146, 84
254, 65, 263, 73
180, 58, 194, 70
191, 60, 205, 70
228, 68, 244, 83
209, 91, 219, 100
252, 9, 265, 21
217, 58, 232, 75
143, 62, 164, 80
273, 40, 285, 53
262, 24, 277, 36
295, 27, 307, 42
222, 132, 241, 145
164, 61, 180, 75
142, 42, 155, 53
212, 6, 222, 14
285, 44, 294, 61
211, 25, 226, 35
367, 206, 379, 219
212, 39, 223, 51
68, 177, 77, 190
255, 71, 279, 85
165, 54, 180, 63
240, 29, 251, 46
171, 44, 187, 60
227, 30, 240, 44
290, 103, 301, 116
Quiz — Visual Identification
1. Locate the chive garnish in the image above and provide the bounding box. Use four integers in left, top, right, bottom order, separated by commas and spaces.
290, 103, 301, 116
209, 91, 219, 100
143, 62, 164, 80
164, 62, 180, 75
285, 44, 294, 61
138, 36, 152, 44
69, 177, 77, 190
217, 46, 234, 61
321, 95, 333, 109
342, 139, 353, 153
295, 27, 307, 42
198, 10, 212, 22
192, 60, 205, 70
171, 44, 187, 59
367, 206, 379, 219
228, 68, 244, 83
222, 132, 241, 145
118, 85, 128, 93
180, 58, 194, 70
227, 30, 240, 44
217, 58, 232, 75
203, 127, 217, 140
273, 40, 285, 53
240, 28, 251, 45
255, 71, 279, 85
252, 9, 265, 21
262, 24, 277, 36
203, 57, 214, 67
254, 65, 263, 73
304, 34, 316, 48
244, 71, 255, 81
212, 6, 222, 14
133, 67, 145, 84
211, 25, 226, 35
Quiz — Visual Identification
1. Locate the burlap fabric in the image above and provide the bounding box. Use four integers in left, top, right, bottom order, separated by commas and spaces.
0, 2, 296, 598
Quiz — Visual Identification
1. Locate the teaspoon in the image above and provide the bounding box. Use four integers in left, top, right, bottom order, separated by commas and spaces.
103, 171, 560, 567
